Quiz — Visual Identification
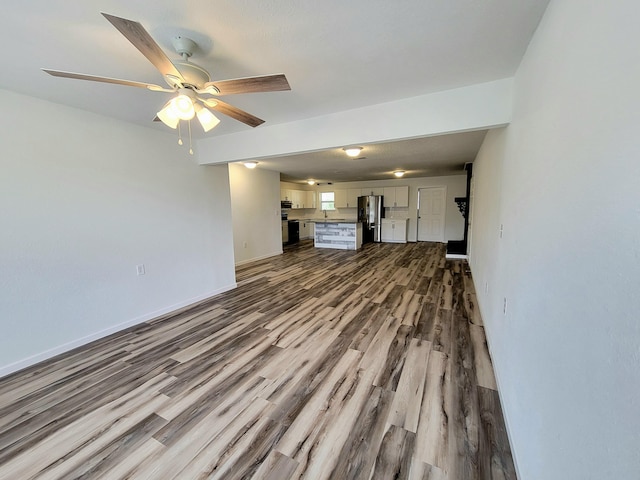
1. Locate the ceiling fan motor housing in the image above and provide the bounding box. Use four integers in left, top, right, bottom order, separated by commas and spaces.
169, 36, 211, 89
171, 61, 211, 89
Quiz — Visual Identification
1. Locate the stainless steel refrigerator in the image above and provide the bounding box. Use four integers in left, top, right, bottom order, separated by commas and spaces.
357, 195, 384, 243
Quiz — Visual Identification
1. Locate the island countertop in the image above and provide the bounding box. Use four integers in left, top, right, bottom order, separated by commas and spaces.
310, 219, 359, 223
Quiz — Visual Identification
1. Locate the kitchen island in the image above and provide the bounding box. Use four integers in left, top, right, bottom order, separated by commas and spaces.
313, 220, 363, 250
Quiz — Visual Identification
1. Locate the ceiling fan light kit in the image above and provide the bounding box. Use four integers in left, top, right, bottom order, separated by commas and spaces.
195, 104, 220, 132
156, 101, 180, 129
171, 91, 196, 120
42, 12, 291, 153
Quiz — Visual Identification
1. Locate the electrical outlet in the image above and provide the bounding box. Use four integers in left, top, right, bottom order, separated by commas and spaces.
503, 297, 507, 315
243, 241, 248, 248
136, 264, 145, 276
500, 224, 504, 238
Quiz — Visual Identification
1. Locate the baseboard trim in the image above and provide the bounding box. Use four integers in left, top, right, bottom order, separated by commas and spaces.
235, 250, 283, 266
0, 283, 237, 379
466, 268, 522, 480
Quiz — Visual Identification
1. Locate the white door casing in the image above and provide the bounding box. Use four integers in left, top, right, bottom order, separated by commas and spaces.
417, 187, 446, 242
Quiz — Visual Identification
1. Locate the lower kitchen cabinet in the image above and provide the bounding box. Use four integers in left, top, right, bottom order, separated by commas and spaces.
380, 218, 408, 243
300, 220, 315, 239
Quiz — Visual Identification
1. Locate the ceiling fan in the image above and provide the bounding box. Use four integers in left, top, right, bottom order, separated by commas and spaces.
42, 12, 290, 137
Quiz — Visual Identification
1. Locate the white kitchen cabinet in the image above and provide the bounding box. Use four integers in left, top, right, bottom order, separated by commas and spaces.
300, 220, 309, 239
281, 189, 293, 202
334, 189, 348, 208
395, 186, 409, 207
290, 190, 315, 209
361, 187, 384, 196
346, 188, 361, 208
300, 220, 315, 239
380, 218, 408, 243
381, 222, 394, 242
291, 190, 304, 209
305, 191, 316, 209
383, 186, 409, 208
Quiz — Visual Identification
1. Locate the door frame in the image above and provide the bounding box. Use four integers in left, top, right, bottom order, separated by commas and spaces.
417, 186, 447, 242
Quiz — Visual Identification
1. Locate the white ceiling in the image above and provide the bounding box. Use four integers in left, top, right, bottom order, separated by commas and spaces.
0, 0, 549, 182
266, 130, 488, 184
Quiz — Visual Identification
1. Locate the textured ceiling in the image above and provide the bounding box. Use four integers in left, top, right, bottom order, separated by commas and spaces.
0, 0, 549, 181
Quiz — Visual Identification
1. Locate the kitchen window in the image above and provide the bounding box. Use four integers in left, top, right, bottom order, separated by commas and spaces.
320, 191, 335, 210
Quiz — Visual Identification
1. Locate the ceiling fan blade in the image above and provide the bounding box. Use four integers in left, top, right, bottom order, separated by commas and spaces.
42, 69, 164, 90
205, 74, 290, 95
101, 13, 184, 82
203, 99, 265, 127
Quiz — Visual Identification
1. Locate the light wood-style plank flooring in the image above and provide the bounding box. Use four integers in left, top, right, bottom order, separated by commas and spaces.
0, 240, 516, 479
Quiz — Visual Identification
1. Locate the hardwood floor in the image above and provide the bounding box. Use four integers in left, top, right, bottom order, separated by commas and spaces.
0, 241, 516, 479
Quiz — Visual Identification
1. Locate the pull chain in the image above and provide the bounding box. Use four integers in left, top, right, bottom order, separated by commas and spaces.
177, 121, 183, 146
188, 119, 193, 155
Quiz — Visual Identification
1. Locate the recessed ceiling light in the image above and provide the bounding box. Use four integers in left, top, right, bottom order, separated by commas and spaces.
244, 161, 258, 169
343, 147, 363, 157
394, 170, 405, 177
307, 180, 316, 185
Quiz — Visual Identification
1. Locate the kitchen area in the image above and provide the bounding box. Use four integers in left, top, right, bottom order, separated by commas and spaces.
280, 184, 410, 250
228, 162, 467, 266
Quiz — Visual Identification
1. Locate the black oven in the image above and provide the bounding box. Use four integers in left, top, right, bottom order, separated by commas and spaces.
287, 220, 299, 244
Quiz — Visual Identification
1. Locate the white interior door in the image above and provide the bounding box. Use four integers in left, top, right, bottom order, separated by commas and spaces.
417, 187, 446, 242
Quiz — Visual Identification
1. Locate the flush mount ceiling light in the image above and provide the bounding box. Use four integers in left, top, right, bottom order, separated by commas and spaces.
244, 161, 258, 169
307, 180, 316, 185
343, 147, 363, 157
394, 170, 405, 178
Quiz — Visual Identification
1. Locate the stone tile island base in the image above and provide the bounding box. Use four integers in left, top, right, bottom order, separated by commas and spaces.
313, 221, 363, 250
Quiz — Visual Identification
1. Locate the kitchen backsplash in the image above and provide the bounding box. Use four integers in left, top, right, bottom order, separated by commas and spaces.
286, 206, 409, 221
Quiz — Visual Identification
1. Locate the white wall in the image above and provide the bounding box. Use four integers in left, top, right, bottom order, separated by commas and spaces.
0, 89, 237, 376
469, 1, 640, 478
198, 79, 512, 165
228, 163, 283, 265
287, 175, 467, 242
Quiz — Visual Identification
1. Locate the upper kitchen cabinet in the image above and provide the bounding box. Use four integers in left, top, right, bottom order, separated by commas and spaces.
281, 189, 293, 202
305, 191, 317, 209
334, 188, 360, 208
285, 189, 316, 209
383, 186, 409, 208
291, 190, 304, 209
346, 189, 361, 208
334, 189, 348, 208
361, 187, 384, 196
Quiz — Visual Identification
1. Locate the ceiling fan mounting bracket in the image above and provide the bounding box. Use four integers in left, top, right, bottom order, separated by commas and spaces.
171, 36, 197, 58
